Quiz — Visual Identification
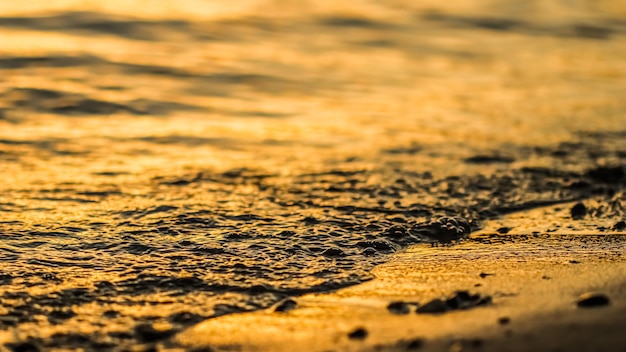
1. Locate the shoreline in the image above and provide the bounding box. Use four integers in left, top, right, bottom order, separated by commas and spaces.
176, 204, 626, 351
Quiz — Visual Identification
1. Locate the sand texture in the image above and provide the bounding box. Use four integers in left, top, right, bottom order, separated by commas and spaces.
178, 207, 626, 351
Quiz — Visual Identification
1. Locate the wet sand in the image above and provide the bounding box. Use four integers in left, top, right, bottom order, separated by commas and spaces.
0, 0, 625, 350
178, 206, 626, 351
178, 250, 626, 352
180, 260, 626, 352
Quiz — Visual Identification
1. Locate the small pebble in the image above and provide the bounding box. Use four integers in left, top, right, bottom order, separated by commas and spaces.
570, 202, 587, 220
417, 291, 491, 314
387, 301, 411, 315
348, 327, 368, 340
496, 227, 511, 234
613, 220, 626, 231
447, 290, 490, 309
498, 316, 511, 325
576, 292, 610, 308
416, 298, 447, 314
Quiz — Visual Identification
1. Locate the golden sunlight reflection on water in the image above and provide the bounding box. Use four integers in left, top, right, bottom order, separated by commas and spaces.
0, 0, 625, 349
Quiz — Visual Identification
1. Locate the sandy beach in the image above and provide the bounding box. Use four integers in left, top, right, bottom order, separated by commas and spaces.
178, 246, 626, 352
176, 204, 626, 351
0, 0, 625, 350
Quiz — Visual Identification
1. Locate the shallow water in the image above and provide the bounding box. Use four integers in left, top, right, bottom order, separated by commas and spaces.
1, 0, 625, 349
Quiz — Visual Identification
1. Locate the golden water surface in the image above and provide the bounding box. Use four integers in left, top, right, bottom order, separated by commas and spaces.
0, 0, 625, 349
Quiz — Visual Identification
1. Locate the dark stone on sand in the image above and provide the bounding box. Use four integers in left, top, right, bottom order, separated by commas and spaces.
348, 327, 368, 340
446, 291, 486, 309
576, 292, 610, 308
6, 342, 40, 352
274, 298, 297, 312
496, 227, 511, 234
416, 298, 448, 314
570, 202, 587, 220
498, 316, 511, 325
613, 221, 626, 231
387, 301, 411, 315
417, 291, 492, 314
479, 272, 494, 278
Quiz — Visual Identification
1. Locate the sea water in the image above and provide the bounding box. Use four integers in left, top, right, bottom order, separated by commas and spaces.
0, 0, 625, 348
